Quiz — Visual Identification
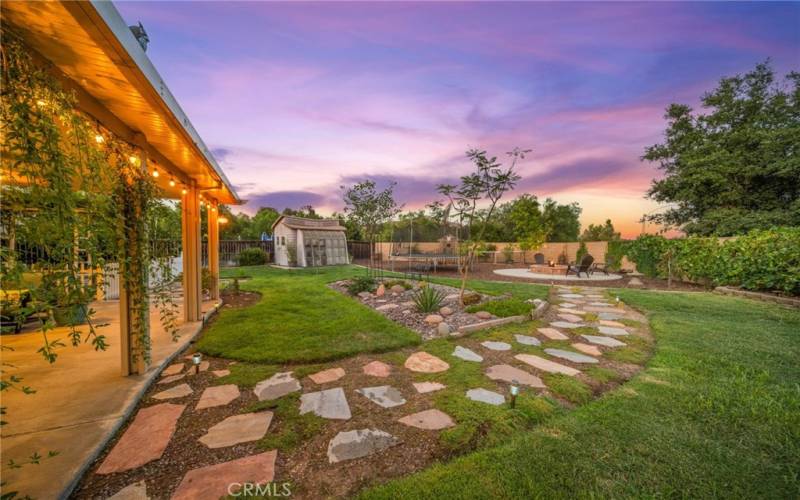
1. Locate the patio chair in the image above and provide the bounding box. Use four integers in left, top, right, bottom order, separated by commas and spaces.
566, 254, 594, 278
592, 262, 610, 275
534, 253, 545, 265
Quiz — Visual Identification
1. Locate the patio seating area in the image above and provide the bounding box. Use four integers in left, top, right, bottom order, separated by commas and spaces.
494, 268, 624, 281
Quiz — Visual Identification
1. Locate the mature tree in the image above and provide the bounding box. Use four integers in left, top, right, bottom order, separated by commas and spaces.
505, 194, 548, 262
341, 180, 402, 265
438, 148, 524, 300
282, 205, 323, 220
643, 62, 800, 236
331, 211, 363, 240
581, 219, 620, 241
542, 199, 581, 241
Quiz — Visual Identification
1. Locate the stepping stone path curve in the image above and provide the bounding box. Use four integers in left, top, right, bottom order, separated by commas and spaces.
515, 354, 581, 376
398, 409, 455, 430
413, 382, 446, 393
466, 388, 505, 406
300, 387, 352, 420
405, 352, 450, 373
363, 360, 392, 377
453, 345, 483, 362
197, 385, 240, 410
98, 403, 185, 474
199, 412, 273, 448
481, 341, 512, 351
327, 429, 399, 463
581, 334, 626, 347
172, 450, 277, 500
356, 386, 407, 408
254, 372, 301, 401
485, 364, 545, 388
514, 334, 541, 346
545, 348, 599, 364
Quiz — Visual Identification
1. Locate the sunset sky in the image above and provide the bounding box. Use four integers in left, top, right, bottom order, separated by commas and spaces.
117, 1, 800, 238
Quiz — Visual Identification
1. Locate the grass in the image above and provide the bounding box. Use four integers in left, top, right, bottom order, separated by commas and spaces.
245, 393, 326, 453
198, 265, 420, 363
465, 298, 533, 317
360, 290, 800, 499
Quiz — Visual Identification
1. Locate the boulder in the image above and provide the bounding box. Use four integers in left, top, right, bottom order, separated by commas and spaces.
375, 284, 386, 296
439, 306, 454, 316
390, 284, 406, 294
475, 311, 492, 320
437, 323, 451, 336
357, 291, 372, 299
424, 314, 444, 324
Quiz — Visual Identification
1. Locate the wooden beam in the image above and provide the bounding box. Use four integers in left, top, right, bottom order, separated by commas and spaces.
208, 201, 220, 300
182, 181, 202, 322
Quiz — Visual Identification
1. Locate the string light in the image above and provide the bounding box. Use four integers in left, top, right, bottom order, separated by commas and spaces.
36, 99, 46, 107
129, 155, 139, 165
152, 167, 159, 178
181, 184, 188, 195
169, 176, 176, 187
94, 134, 104, 144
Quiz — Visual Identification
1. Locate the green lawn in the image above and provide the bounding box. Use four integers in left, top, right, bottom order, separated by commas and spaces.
361, 291, 800, 499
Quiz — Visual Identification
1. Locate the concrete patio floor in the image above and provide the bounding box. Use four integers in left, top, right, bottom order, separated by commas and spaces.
1, 297, 219, 499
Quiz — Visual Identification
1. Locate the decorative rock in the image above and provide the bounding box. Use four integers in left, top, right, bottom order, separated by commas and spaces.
544, 348, 599, 364
571, 343, 602, 356
599, 320, 626, 328
598, 312, 624, 320
171, 451, 277, 500
357, 291, 372, 299
444, 293, 460, 301
413, 382, 446, 393
452, 345, 483, 362
628, 277, 644, 286
402, 310, 411, 315
197, 384, 240, 409
475, 311, 492, 320
404, 352, 450, 373
212, 369, 231, 378
515, 354, 581, 376
199, 412, 273, 448
514, 334, 541, 346
363, 360, 391, 377
327, 429, 399, 463
152, 383, 192, 400
108, 481, 148, 500
97, 403, 185, 474
485, 364, 545, 388
162, 363, 184, 376
598, 326, 630, 336
558, 313, 583, 323
390, 284, 406, 294
375, 284, 385, 296
466, 388, 505, 406
376, 303, 399, 311
481, 341, 511, 351
437, 322, 451, 336
424, 314, 444, 324
158, 374, 185, 385
439, 306, 454, 316
581, 334, 627, 347
254, 372, 301, 401
309, 367, 346, 384
537, 327, 569, 340
356, 385, 406, 408
398, 409, 455, 430
300, 387, 351, 420
550, 321, 584, 329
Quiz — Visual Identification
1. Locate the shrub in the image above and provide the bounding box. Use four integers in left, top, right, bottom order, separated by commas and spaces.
347, 276, 376, 295
502, 244, 515, 263
383, 279, 411, 290
605, 240, 628, 271
413, 286, 445, 313
238, 247, 268, 266
575, 241, 588, 263
466, 298, 532, 317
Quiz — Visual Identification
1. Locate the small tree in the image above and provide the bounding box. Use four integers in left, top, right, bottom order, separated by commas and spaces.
438, 148, 525, 301
341, 180, 402, 268
518, 226, 548, 264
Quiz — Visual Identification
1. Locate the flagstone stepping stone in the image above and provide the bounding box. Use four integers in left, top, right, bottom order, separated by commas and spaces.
558, 302, 577, 308
559, 307, 586, 315
598, 326, 630, 336
162, 363, 184, 376
212, 369, 231, 378
172, 450, 277, 500
466, 388, 505, 406
557, 313, 583, 323
405, 352, 450, 373
581, 334, 627, 347
481, 341, 511, 351
199, 412, 273, 448
413, 381, 446, 393
598, 312, 624, 320
589, 302, 613, 307
538, 327, 569, 340
453, 345, 483, 362
475, 311, 493, 319
356, 385, 406, 408
585, 306, 615, 313
485, 364, 545, 388
108, 481, 147, 500
550, 321, 584, 329
599, 319, 626, 328
309, 367, 346, 384
97, 403, 185, 474
327, 428, 399, 463
158, 374, 185, 385
587, 294, 604, 299
254, 372, 301, 401
376, 303, 399, 311
544, 348, 599, 364
514, 334, 541, 346
152, 383, 192, 400
197, 385, 240, 409
572, 343, 602, 357
515, 354, 581, 376
300, 387, 352, 420
559, 293, 584, 299
398, 409, 455, 430
363, 360, 392, 377
187, 360, 210, 374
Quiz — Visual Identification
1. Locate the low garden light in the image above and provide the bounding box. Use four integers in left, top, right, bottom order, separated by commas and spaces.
192, 353, 202, 374
510, 380, 519, 408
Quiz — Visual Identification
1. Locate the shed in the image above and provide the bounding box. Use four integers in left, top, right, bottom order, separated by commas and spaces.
272, 216, 349, 267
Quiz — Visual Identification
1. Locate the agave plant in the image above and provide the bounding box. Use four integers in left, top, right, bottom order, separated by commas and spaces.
413, 286, 445, 313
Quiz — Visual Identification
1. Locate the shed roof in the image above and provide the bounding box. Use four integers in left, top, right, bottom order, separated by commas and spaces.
272, 216, 346, 232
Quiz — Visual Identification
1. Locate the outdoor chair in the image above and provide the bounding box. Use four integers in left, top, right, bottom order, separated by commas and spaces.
592, 262, 610, 275
566, 254, 594, 278
534, 253, 545, 265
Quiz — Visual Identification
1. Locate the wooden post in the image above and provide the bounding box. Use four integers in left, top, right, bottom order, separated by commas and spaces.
182, 180, 202, 322
207, 201, 220, 300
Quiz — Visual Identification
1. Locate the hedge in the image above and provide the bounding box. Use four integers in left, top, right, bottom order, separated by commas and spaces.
622, 227, 800, 296
237, 247, 268, 266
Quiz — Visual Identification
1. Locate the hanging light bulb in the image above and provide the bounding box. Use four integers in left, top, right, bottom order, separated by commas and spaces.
129, 155, 139, 165
181, 185, 188, 195
152, 168, 159, 178
169, 176, 176, 187
94, 134, 105, 144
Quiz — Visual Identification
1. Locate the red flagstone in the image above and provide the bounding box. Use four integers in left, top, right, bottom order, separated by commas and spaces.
398, 409, 455, 430
572, 342, 603, 356
196, 384, 240, 410
171, 450, 277, 500
363, 360, 391, 377
212, 369, 231, 378
309, 367, 346, 384
97, 403, 185, 474
162, 363, 184, 376
404, 352, 449, 373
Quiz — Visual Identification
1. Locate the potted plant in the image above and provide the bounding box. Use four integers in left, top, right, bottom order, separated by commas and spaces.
37, 273, 92, 326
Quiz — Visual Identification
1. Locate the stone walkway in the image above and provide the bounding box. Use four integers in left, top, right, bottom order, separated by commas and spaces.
91, 285, 644, 498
